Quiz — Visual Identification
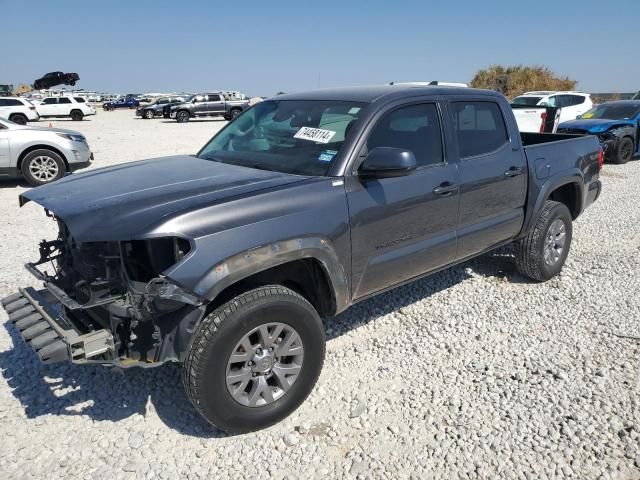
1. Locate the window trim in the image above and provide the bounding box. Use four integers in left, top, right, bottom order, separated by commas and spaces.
449, 99, 510, 161
350, 100, 448, 174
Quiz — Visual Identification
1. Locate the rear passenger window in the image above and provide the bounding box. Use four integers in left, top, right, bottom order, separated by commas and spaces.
207, 94, 221, 101
58, 97, 71, 104
41, 98, 57, 105
73, 97, 86, 103
451, 101, 508, 158
367, 104, 444, 167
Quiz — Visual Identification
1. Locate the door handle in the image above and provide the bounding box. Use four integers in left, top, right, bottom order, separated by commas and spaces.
433, 182, 459, 196
504, 167, 524, 177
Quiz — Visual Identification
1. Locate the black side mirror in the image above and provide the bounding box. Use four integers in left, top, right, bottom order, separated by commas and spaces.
360, 147, 416, 178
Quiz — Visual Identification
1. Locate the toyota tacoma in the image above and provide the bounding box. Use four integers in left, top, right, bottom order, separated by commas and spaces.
2, 85, 602, 433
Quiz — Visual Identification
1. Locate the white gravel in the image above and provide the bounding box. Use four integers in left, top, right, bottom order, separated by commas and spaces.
1, 110, 639, 479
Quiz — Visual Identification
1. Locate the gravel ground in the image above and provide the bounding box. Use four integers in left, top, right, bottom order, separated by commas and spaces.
0, 110, 639, 479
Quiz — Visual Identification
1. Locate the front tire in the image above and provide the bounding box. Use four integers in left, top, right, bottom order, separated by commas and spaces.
176, 111, 190, 123
21, 149, 66, 186
613, 137, 634, 164
514, 200, 573, 282
183, 285, 326, 434
144, 109, 154, 119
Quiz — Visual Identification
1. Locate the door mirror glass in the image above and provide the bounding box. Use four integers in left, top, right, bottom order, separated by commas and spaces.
360, 147, 416, 178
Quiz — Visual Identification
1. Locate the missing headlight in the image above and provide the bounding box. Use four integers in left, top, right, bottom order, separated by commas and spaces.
122, 237, 191, 282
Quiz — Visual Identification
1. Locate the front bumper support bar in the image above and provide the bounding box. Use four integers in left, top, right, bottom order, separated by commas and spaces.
1, 287, 114, 364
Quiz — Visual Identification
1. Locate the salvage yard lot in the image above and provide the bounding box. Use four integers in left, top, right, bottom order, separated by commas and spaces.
0, 110, 639, 479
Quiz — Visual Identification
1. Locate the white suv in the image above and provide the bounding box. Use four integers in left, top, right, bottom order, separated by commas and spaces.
512, 91, 593, 124
0, 97, 40, 124
36, 96, 96, 121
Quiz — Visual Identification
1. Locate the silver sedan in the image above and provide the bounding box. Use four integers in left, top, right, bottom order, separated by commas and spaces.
0, 116, 92, 186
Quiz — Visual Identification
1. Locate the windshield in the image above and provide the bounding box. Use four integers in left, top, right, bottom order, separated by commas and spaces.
581, 104, 640, 120
512, 96, 542, 106
198, 99, 366, 176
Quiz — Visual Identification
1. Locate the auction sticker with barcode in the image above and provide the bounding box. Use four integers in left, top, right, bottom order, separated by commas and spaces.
294, 127, 337, 143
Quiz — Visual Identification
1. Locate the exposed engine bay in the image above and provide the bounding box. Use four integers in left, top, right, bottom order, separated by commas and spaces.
20, 215, 205, 366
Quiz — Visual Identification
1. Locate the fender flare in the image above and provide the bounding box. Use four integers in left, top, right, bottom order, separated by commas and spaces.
520, 172, 584, 236
193, 236, 350, 313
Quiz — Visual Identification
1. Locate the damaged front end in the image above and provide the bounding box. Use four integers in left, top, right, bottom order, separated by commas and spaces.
2, 216, 206, 366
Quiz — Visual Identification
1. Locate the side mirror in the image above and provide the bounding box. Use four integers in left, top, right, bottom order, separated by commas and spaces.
360, 147, 416, 178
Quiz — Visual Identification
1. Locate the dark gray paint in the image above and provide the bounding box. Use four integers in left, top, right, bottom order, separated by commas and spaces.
18, 85, 602, 364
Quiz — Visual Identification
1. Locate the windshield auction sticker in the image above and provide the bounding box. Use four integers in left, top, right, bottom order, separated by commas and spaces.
294, 127, 337, 143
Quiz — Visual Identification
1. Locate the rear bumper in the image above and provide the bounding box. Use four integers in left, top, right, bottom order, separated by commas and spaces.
2, 288, 114, 364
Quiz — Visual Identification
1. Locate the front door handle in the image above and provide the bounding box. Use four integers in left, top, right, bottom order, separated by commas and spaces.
504, 166, 524, 177
433, 182, 459, 196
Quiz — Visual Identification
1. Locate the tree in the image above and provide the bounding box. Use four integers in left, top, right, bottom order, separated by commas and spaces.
469, 65, 577, 99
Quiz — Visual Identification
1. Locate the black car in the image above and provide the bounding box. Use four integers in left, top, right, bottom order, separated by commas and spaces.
33, 72, 80, 90
136, 95, 190, 119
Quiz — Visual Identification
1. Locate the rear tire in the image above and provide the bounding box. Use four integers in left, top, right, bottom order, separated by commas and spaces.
70, 110, 83, 121
21, 149, 67, 186
176, 111, 190, 123
8, 114, 27, 125
183, 285, 325, 434
613, 137, 634, 164
514, 200, 573, 282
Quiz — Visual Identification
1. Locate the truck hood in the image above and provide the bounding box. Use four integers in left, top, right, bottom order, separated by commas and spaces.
559, 118, 635, 133
20, 155, 309, 242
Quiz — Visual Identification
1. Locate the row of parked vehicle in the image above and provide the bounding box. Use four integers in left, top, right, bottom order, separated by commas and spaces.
131, 92, 251, 122
510, 90, 640, 164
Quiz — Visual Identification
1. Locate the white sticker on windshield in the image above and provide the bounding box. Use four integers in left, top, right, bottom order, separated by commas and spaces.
294, 127, 337, 144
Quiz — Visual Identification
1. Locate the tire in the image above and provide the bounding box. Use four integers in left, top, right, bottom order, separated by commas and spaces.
514, 200, 573, 282
183, 285, 326, 434
70, 110, 83, 121
9, 114, 28, 125
21, 149, 67, 186
69, 81, 76, 86
613, 137, 634, 164
176, 111, 190, 123
144, 109, 154, 119
230, 108, 242, 119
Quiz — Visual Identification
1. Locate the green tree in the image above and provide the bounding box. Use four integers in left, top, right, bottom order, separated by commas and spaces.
470, 65, 577, 99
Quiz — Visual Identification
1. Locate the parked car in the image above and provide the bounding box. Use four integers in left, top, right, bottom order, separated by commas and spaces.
37, 96, 96, 121
0, 116, 92, 185
0, 97, 40, 124
558, 100, 640, 164
511, 103, 560, 133
2, 85, 601, 434
136, 96, 190, 119
511, 91, 593, 131
163, 93, 249, 122
33, 72, 80, 90
103, 97, 139, 111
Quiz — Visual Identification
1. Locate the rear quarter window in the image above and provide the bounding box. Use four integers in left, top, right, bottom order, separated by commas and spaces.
451, 101, 509, 158
73, 97, 86, 103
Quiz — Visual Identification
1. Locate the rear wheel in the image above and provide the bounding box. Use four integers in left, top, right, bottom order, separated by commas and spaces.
8, 114, 27, 125
176, 111, 190, 123
183, 285, 325, 434
70, 110, 83, 121
144, 109, 154, 119
514, 200, 573, 282
21, 149, 66, 186
230, 108, 242, 119
613, 137, 634, 164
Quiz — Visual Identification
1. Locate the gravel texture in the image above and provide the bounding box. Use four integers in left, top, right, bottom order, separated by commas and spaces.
1, 110, 639, 479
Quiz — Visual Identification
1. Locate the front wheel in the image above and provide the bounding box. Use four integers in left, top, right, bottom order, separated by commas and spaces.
514, 200, 573, 282
144, 109, 154, 119
183, 285, 326, 434
176, 111, 190, 123
613, 137, 634, 164
21, 149, 66, 186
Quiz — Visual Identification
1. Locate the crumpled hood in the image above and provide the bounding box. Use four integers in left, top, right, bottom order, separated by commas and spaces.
20, 155, 308, 242
559, 118, 635, 133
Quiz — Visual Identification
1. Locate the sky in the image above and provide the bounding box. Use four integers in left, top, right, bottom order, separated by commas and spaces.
1, 0, 639, 96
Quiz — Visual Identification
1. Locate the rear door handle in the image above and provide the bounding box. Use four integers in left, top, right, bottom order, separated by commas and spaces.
504, 166, 524, 177
433, 182, 459, 196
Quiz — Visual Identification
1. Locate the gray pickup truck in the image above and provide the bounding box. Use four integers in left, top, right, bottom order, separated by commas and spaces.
163, 92, 249, 122
2, 85, 602, 433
